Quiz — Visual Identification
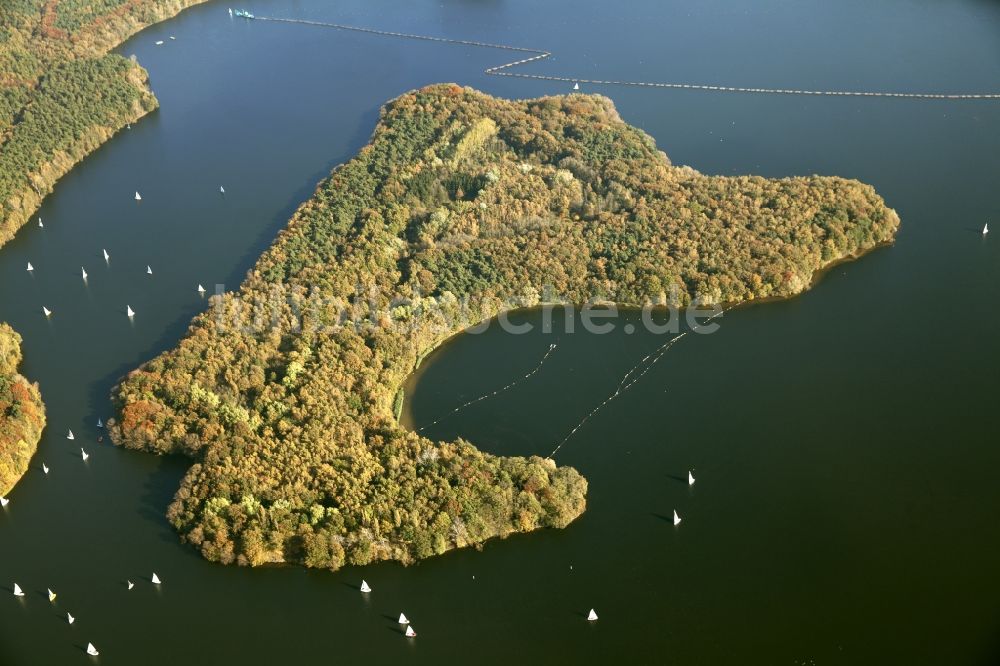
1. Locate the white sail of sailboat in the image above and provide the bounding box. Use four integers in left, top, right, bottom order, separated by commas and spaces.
81, 267, 88, 280
67, 612, 75, 624
103, 249, 110, 262
67, 429, 75, 440
0, 497, 8, 507
587, 608, 598, 621
81, 448, 89, 461
673, 510, 682, 526
220, 185, 225, 194
229, 7, 233, 17
985, 223, 990, 235
573, 82, 580, 90
197, 284, 206, 294
127, 305, 135, 318
12, 584, 24, 597
135, 191, 142, 201
127, 580, 134, 590
97, 419, 103, 428
398, 612, 409, 624
48, 588, 57, 602
405, 626, 417, 638
360, 580, 371, 593
146, 265, 153, 275
42, 463, 49, 474
86, 643, 99, 656
151, 573, 161, 584
43, 306, 52, 317
38, 217, 43, 228
688, 471, 695, 486
26, 262, 33, 272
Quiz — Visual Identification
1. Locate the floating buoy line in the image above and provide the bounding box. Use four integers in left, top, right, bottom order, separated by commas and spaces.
417, 342, 558, 433
547, 309, 727, 460
251, 15, 1000, 101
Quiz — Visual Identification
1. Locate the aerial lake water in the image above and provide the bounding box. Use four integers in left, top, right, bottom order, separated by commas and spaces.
1, 0, 999, 663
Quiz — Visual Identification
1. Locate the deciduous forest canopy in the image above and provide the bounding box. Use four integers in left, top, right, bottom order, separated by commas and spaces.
111, 85, 899, 570
0, 0, 208, 247
0, 323, 45, 496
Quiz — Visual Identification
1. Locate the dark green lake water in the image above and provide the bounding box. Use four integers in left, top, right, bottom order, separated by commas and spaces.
2, 0, 1000, 663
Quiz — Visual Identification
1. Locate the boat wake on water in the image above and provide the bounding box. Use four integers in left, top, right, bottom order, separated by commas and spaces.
250, 15, 1000, 100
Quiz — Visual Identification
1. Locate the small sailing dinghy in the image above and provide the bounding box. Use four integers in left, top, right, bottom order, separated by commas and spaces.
360, 580, 372, 593
42, 463, 49, 474
146, 265, 153, 275
42, 306, 52, 317
13, 584, 24, 597
26, 262, 33, 272
86, 643, 99, 656
126, 305, 135, 318
67, 430, 75, 440
405, 625, 417, 638
67, 612, 75, 624
170, 36, 176, 40
197, 284, 206, 294
127, 580, 134, 590
587, 609, 598, 621
48, 589, 57, 602
151, 573, 161, 585
573, 82, 580, 91
398, 613, 409, 624
673, 510, 682, 526
81, 267, 88, 280
103, 249, 110, 262
0, 497, 8, 507
38, 217, 43, 228
688, 471, 696, 486
97, 419, 103, 428
81, 448, 89, 461
220, 185, 225, 194
155, 40, 164, 45
135, 191, 142, 201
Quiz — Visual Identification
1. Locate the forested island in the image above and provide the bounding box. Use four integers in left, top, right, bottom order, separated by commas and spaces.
0, 323, 45, 496
110, 85, 899, 570
0, 0, 208, 248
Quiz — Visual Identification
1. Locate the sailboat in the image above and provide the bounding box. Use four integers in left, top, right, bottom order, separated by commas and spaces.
360, 580, 372, 593
67, 429, 75, 440
197, 284, 206, 294
587, 609, 598, 621
151, 573, 162, 585
170, 36, 176, 40
673, 510, 682, 526
985, 223, 990, 235
135, 191, 142, 201
405, 626, 417, 638
67, 612, 75, 624
97, 418, 103, 428
0, 497, 8, 507
86, 643, 99, 656
220, 185, 225, 194
38, 217, 43, 228
127, 580, 134, 590
126, 305, 135, 318
103, 249, 110, 262
42, 463, 49, 474
81, 267, 88, 280
688, 471, 695, 486
147, 265, 153, 275
398, 612, 409, 624
81, 448, 89, 461
13, 584, 24, 597
43, 306, 52, 317
48, 589, 57, 602
26, 262, 33, 272
573, 82, 580, 91
229, 7, 233, 17
155, 40, 164, 45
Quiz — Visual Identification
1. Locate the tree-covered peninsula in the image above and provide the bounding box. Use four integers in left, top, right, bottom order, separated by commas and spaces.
0, 323, 45, 496
110, 85, 899, 570
0, 0, 209, 247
